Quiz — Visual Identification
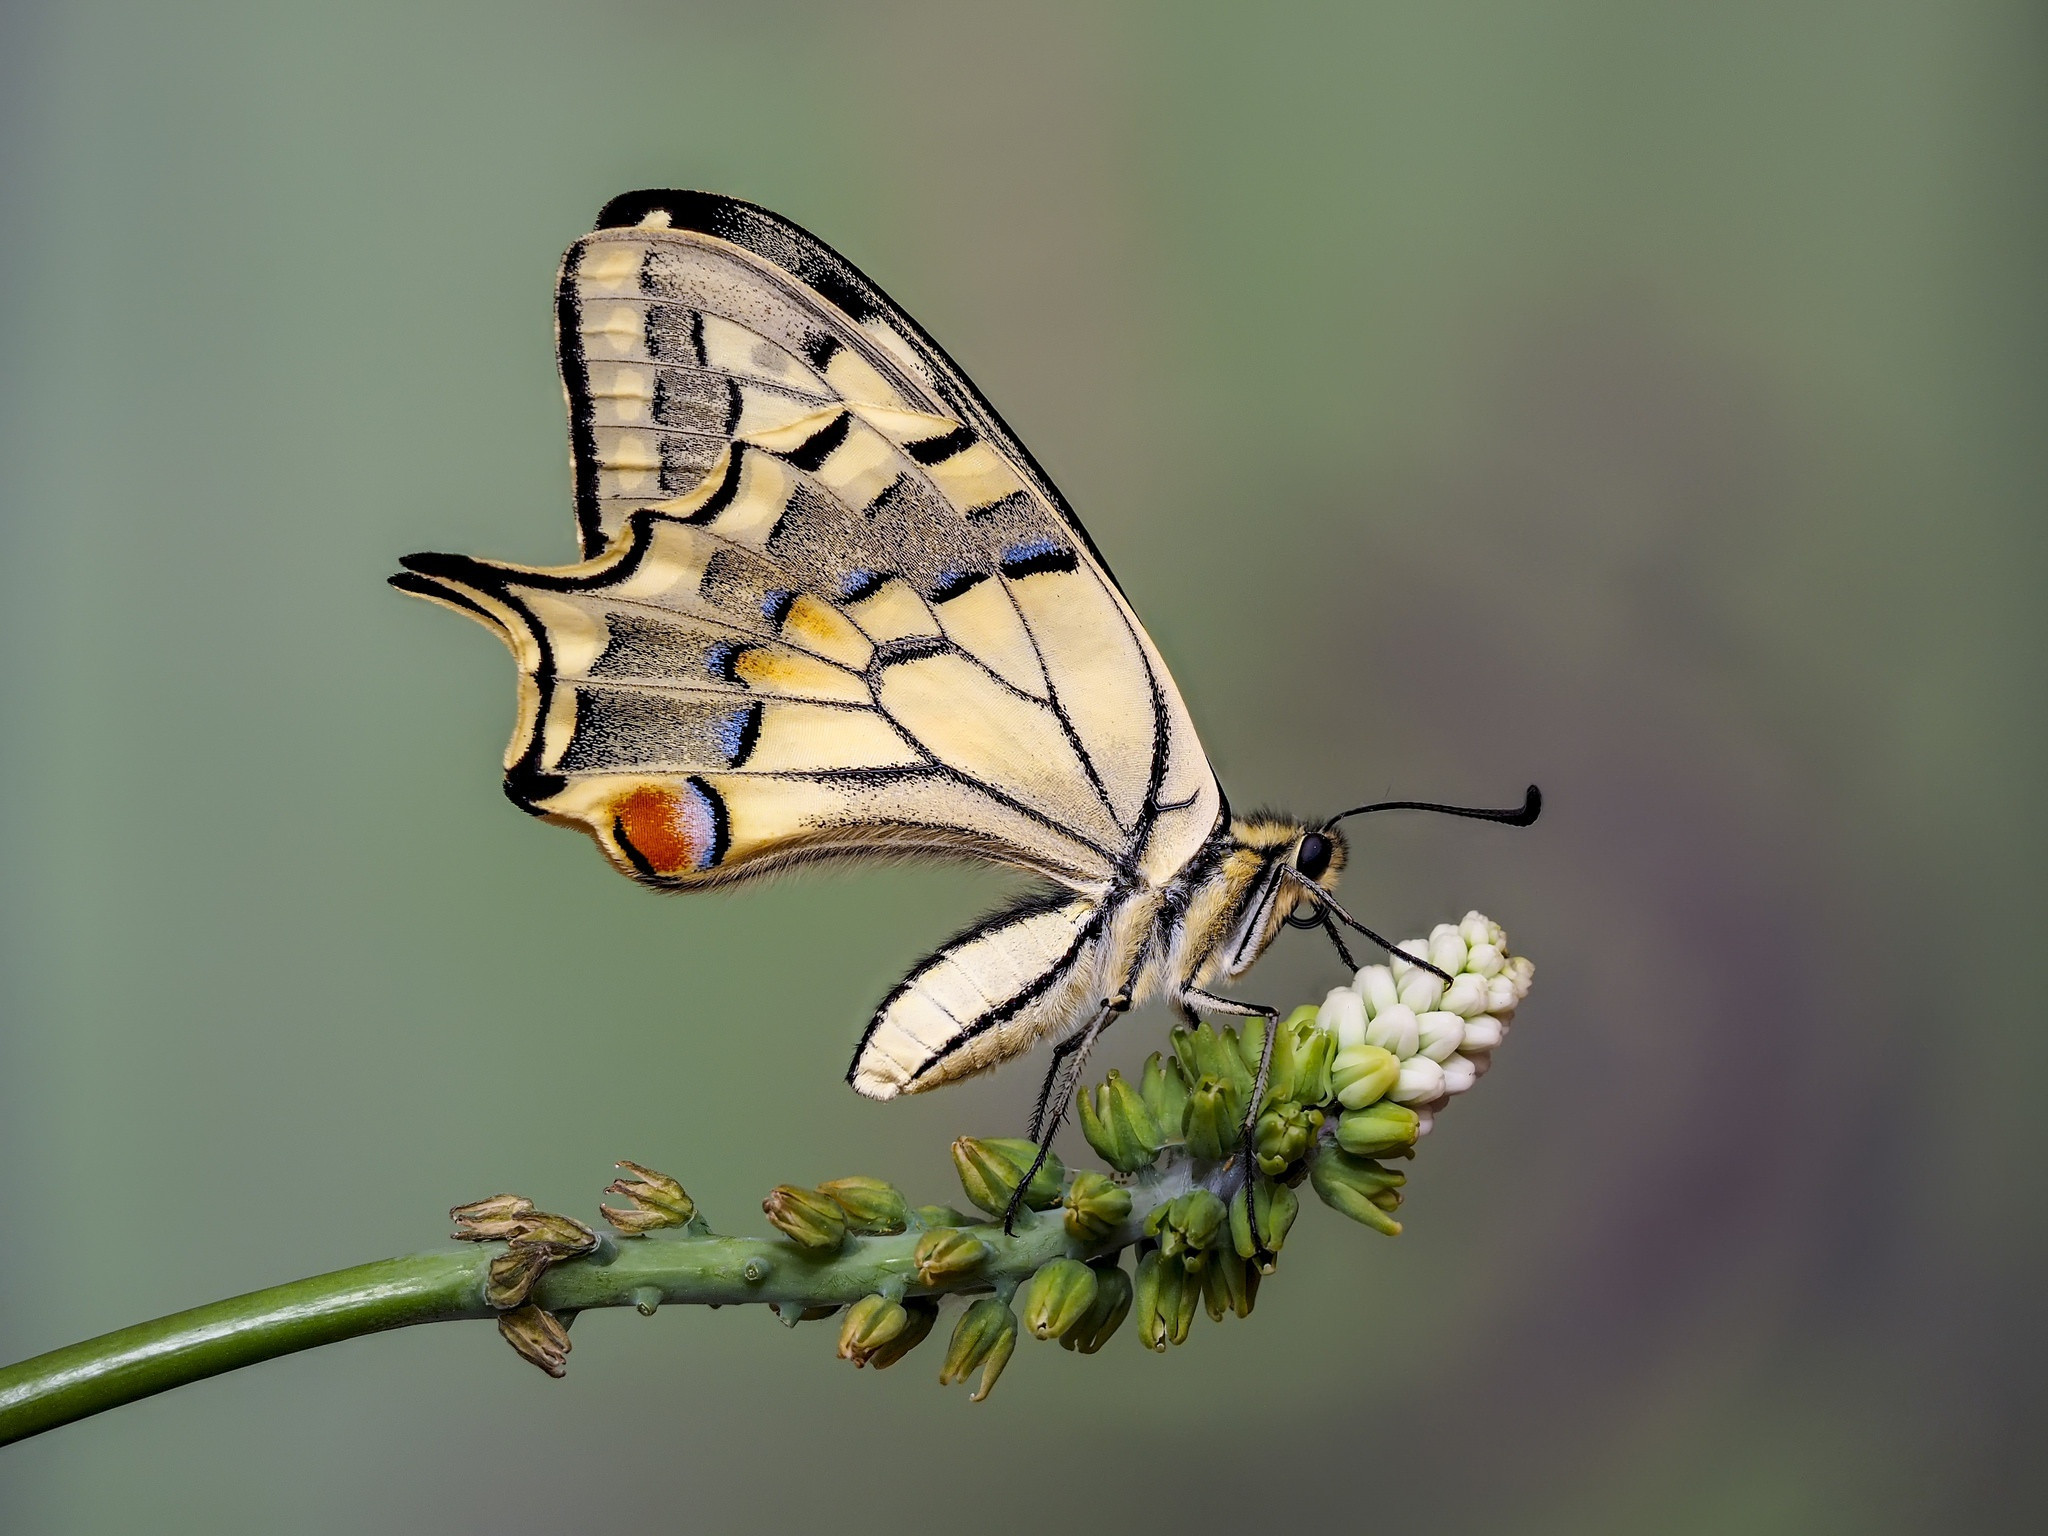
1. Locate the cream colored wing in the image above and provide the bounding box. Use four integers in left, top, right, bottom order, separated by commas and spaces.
849, 892, 1104, 1100
395, 190, 1219, 894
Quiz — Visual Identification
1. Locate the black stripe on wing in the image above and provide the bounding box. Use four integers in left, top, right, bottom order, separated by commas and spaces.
592, 190, 1133, 602
846, 887, 1099, 1087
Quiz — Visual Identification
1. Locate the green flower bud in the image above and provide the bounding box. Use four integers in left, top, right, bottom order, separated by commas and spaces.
837, 1293, 909, 1366
1331, 1044, 1403, 1110
1133, 1248, 1178, 1352
865, 1297, 939, 1370
1201, 1250, 1260, 1321
1228, 1176, 1300, 1262
1254, 1101, 1324, 1176
1256, 1006, 1324, 1106
1168, 1257, 1200, 1345
1063, 1170, 1133, 1245
1078, 1069, 1164, 1174
913, 1227, 988, 1286
1144, 1188, 1229, 1265
1173, 1020, 1252, 1103
1182, 1075, 1245, 1161
598, 1161, 695, 1235
762, 1185, 847, 1251
939, 1296, 1017, 1402
1021, 1258, 1100, 1341
817, 1176, 909, 1235
913, 1204, 978, 1229
1061, 1263, 1133, 1354
1177, 1188, 1228, 1253
1140, 1051, 1190, 1137
1336, 1099, 1421, 1157
950, 1137, 1065, 1217
1308, 1148, 1407, 1235
1293, 1021, 1336, 1108
1233, 1014, 1267, 1074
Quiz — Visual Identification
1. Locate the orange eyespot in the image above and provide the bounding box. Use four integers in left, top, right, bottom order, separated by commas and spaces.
613, 782, 720, 875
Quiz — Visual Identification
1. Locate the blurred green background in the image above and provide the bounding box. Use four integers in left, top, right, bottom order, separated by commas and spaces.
3, 2, 2042, 1530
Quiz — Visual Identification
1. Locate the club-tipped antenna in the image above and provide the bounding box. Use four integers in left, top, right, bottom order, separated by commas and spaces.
1324, 783, 1542, 832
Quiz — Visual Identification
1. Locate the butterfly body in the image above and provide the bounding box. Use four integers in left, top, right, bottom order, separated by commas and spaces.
395, 190, 1351, 1112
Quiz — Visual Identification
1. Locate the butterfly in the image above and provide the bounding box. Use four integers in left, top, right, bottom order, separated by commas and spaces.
393, 190, 1538, 1229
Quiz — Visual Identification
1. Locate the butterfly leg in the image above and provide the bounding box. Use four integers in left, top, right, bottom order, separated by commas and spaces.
1003, 989, 1134, 1236
1179, 987, 1280, 1266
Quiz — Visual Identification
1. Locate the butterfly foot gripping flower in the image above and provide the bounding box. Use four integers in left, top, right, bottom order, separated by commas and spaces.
950, 1138, 1064, 1217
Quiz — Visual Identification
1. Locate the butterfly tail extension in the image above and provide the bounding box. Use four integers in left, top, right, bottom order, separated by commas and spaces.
849, 892, 1105, 1100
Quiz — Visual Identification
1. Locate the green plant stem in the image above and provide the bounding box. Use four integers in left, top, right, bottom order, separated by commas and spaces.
0, 1166, 1203, 1447
0, 1253, 487, 1447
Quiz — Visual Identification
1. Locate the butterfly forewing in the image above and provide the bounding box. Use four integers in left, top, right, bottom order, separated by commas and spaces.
396, 189, 1221, 959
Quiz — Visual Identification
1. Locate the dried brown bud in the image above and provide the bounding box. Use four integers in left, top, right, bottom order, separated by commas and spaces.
600, 1161, 695, 1234
449, 1194, 539, 1242
496, 1304, 571, 1377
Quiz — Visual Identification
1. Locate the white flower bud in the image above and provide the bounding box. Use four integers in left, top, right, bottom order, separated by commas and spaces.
1428, 930, 1468, 976
1363, 1002, 1418, 1059
1415, 1011, 1465, 1062
1317, 986, 1367, 1050
1389, 1055, 1445, 1104
1441, 973, 1490, 1019
1485, 975, 1519, 1014
1464, 943, 1503, 978
1458, 1014, 1504, 1052
1439, 1053, 1477, 1095
1414, 1110, 1434, 1137
1387, 939, 1428, 976
1504, 955, 1535, 1000
1460, 911, 1504, 950
1398, 965, 1446, 1014
1354, 965, 1399, 1016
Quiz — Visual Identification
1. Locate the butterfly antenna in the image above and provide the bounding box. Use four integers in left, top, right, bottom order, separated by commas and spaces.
1300, 885, 1453, 983
1324, 783, 1543, 831
1317, 909, 1358, 971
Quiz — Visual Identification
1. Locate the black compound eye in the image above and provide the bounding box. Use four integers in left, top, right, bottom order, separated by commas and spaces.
1295, 832, 1333, 881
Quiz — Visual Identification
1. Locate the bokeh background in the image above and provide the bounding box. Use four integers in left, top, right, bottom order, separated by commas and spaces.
3, 2, 2042, 1530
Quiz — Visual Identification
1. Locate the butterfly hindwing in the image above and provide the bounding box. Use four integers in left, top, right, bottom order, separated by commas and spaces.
849, 891, 1105, 1099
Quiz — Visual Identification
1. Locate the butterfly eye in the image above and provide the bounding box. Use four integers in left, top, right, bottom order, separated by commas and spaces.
1295, 832, 1333, 882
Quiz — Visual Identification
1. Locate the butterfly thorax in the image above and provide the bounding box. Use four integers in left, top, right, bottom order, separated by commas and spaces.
1153, 813, 1348, 995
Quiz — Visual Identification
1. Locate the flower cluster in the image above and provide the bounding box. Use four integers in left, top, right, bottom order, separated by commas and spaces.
1315, 911, 1535, 1139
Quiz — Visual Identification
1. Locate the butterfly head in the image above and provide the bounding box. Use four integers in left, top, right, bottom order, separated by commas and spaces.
1203, 814, 1349, 980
